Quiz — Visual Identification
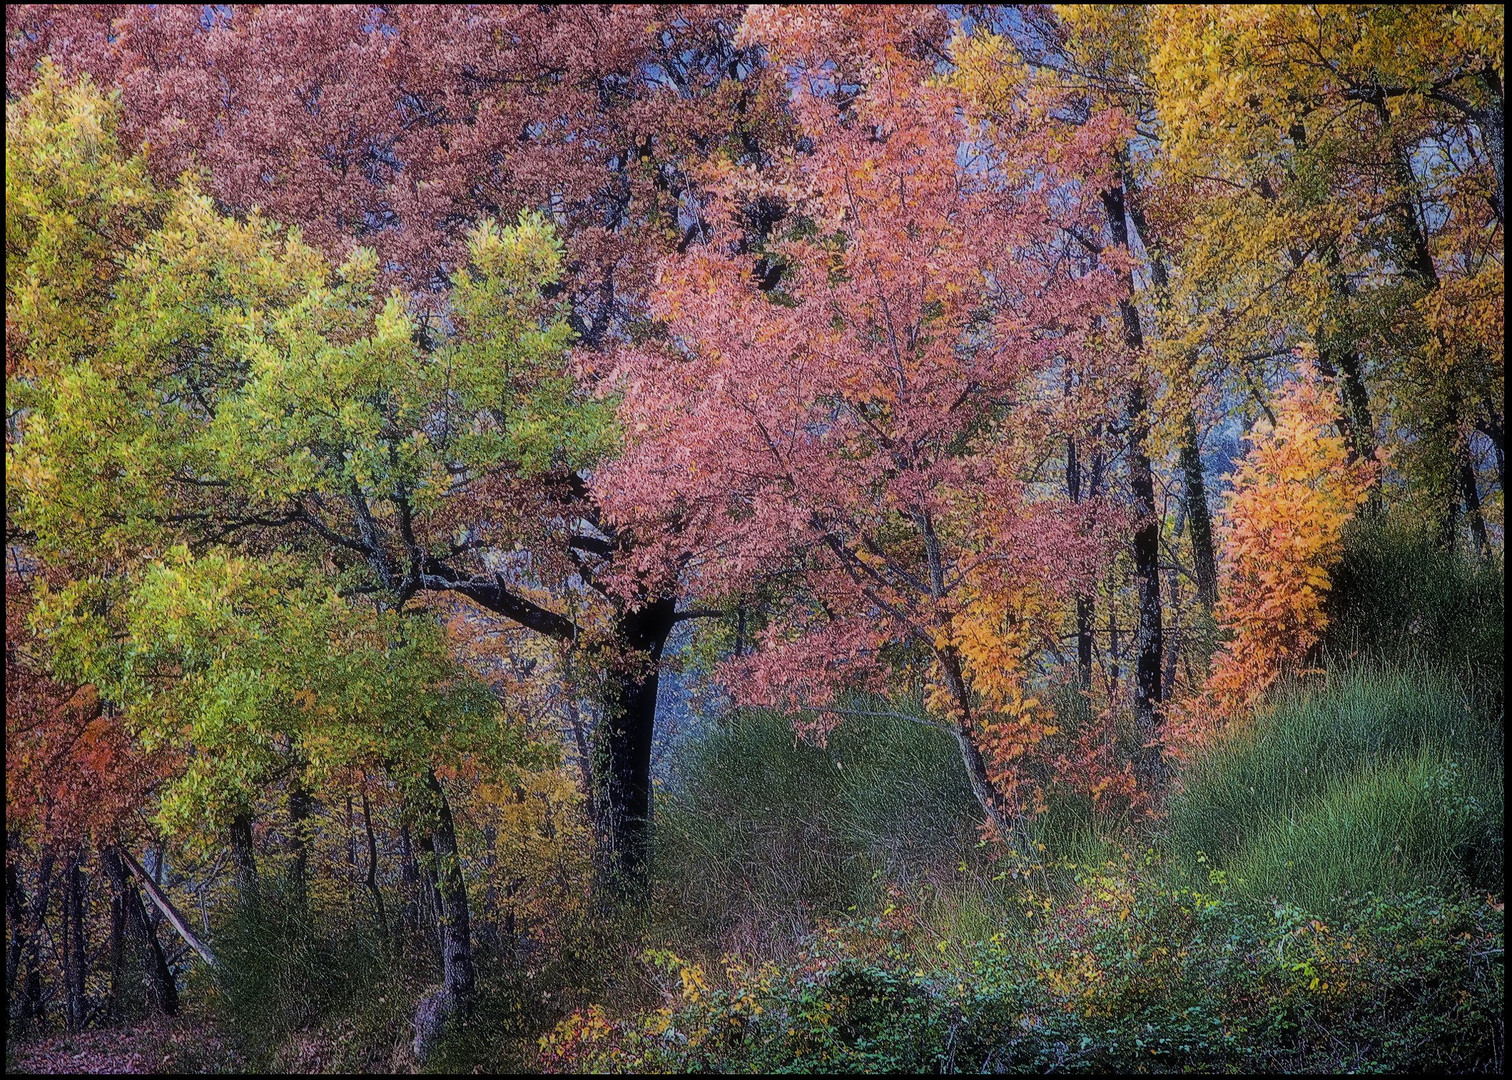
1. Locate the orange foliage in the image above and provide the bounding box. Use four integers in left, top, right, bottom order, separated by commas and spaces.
1180, 367, 1378, 740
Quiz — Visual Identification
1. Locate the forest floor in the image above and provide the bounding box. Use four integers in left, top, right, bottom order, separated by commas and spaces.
8, 1014, 244, 1075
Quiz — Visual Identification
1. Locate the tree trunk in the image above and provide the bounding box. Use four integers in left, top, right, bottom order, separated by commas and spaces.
228, 811, 258, 908
19, 852, 55, 1026
397, 817, 422, 949
1067, 434, 1094, 689
100, 845, 179, 1016
287, 779, 314, 908
1127, 388, 1167, 786
62, 851, 86, 1032
360, 787, 389, 948
107, 867, 125, 1022
1102, 180, 1166, 787
411, 769, 475, 1063
6, 849, 24, 1007
1461, 455, 1488, 555
1178, 411, 1219, 609
1479, 69, 1505, 224
593, 596, 677, 892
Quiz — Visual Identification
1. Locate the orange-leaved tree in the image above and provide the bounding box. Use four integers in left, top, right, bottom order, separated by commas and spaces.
1196, 365, 1380, 728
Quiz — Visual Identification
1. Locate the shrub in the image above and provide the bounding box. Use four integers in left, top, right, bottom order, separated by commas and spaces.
652, 702, 979, 953
1325, 513, 1504, 692
542, 882, 1505, 1074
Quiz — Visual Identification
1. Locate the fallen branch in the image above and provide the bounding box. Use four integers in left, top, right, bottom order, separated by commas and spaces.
120, 848, 220, 970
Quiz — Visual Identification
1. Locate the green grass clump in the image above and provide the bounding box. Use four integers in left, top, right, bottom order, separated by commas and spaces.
1226, 747, 1502, 911
1325, 513, 1504, 692
653, 700, 980, 952
1167, 665, 1502, 911
210, 889, 412, 1072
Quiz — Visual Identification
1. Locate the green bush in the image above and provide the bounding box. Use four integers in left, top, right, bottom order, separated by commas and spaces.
652, 702, 979, 952
1325, 513, 1504, 692
210, 889, 413, 1072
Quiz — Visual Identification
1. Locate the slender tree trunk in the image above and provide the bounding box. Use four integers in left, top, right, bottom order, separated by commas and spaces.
1478, 69, 1505, 224
424, 771, 473, 1009
411, 769, 475, 1063
1163, 499, 1187, 701
360, 787, 389, 947
6, 849, 24, 1007
62, 851, 86, 1032
107, 868, 125, 1022
287, 779, 313, 909
1103, 180, 1165, 786
20, 852, 55, 1026
1178, 411, 1219, 609
1067, 433, 1094, 689
228, 811, 258, 908
397, 817, 422, 948
593, 597, 677, 892
100, 845, 178, 1016
1461, 456, 1488, 555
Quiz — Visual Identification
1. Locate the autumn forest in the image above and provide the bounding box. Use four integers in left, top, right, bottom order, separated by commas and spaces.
4, 4, 1504, 1074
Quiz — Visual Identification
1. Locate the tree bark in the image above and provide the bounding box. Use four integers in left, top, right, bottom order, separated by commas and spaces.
6, 846, 24, 1007
1066, 434, 1094, 689
62, 850, 86, 1032
593, 596, 677, 892
1178, 411, 1219, 610
228, 811, 259, 908
360, 787, 389, 947
1102, 180, 1165, 786
411, 769, 475, 1063
397, 816, 422, 949
286, 779, 314, 908
19, 852, 55, 1025
100, 845, 179, 1016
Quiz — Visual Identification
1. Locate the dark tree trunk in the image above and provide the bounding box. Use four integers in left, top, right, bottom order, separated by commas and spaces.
1103, 180, 1165, 786
1127, 385, 1166, 785
287, 780, 314, 908
1178, 412, 1219, 609
19, 852, 55, 1025
6, 850, 24, 1006
100, 846, 178, 1016
62, 851, 86, 1032
397, 817, 422, 948
1474, 69, 1506, 224
424, 771, 474, 1009
228, 811, 259, 908
107, 869, 125, 1022
1067, 434, 1094, 688
423, 554, 678, 896
360, 787, 389, 947
1460, 453, 1488, 555
593, 596, 677, 892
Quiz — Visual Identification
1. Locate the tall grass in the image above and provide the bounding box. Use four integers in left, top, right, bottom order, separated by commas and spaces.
1167, 666, 1503, 911
652, 700, 980, 953
1325, 513, 1504, 693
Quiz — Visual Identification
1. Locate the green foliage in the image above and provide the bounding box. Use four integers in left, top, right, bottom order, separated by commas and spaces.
544, 886, 1504, 1073
209, 888, 414, 1073
1166, 665, 1503, 912
8, 73, 609, 572
33, 548, 542, 841
653, 703, 980, 951
1325, 512, 1505, 692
